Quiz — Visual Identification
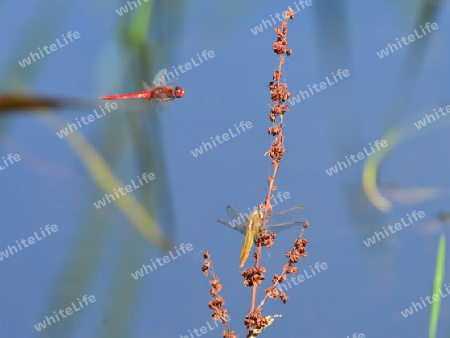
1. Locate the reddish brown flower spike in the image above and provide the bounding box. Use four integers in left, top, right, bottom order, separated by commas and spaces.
287, 9, 295, 19
273, 70, 282, 81
203, 10, 306, 337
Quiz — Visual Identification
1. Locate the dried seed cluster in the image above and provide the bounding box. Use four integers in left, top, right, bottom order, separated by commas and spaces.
265, 221, 309, 304
202, 252, 236, 338
243, 9, 300, 337
267, 8, 294, 162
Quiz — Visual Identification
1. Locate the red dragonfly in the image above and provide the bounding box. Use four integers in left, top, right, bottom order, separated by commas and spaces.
100, 68, 184, 104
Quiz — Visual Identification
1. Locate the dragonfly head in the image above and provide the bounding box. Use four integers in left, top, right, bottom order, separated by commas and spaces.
174, 86, 185, 99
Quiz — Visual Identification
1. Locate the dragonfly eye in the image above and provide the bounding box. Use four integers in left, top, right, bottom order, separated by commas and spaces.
175, 86, 185, 98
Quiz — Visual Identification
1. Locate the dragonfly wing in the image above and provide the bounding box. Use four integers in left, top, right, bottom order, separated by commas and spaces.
225, 206, 246, 221
266, 221, 306, 233
153, 101, 173, 114
267, 206, 307, 224
264, 206, 307, 233
217, 219, 246, 235
145, 67, 178, 89
163, 77, 179, 85
152, 68, 168, 86
271, 206, 305, 217
142, 80, 152, 90
145, 100, 171, 114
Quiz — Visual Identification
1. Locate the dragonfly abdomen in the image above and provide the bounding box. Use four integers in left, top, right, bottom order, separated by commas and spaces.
100, 90, 151, 100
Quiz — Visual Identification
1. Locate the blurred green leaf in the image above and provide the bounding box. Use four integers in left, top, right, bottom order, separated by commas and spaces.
429, 234, 445, 338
